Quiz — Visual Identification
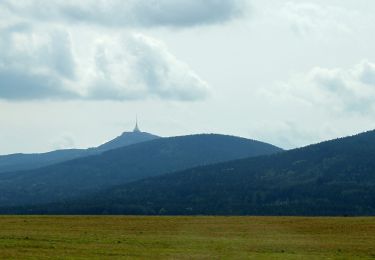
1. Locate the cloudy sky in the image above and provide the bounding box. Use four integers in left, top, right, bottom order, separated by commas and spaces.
1, 0, 375, 154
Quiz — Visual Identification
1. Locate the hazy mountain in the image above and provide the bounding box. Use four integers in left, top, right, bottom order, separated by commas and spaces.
0, 149, 90, 173
0, 130, 160, 173
0, 134, 282, 207
19, 130, 375, 216
96, 131, 159, 151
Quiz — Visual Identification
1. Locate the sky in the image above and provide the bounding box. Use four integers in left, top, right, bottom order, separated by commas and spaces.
1, 0, 375, 154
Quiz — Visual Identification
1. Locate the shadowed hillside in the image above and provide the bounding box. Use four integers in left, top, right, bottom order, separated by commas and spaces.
0, 130, 160, 173
16, 130, 375, 216
0, 134, 282, 207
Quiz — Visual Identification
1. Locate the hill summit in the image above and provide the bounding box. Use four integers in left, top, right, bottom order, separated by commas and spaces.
97, 130, 160, 151
0, 121, 160, 173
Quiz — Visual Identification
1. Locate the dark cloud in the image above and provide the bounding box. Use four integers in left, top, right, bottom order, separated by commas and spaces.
0, 24, 79, 100
0, 1, 219, 101
86, 34, 210, 101
2, 0, 248, 28
0, 25, 209, 101
0, 69, 75, 100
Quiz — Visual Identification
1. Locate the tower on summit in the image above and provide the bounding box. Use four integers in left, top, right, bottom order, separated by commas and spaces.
133, 116, 141, 132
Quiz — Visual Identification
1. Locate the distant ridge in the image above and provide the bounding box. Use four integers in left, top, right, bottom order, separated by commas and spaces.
0, 134, 282, 207
14, 129, 375, 216
0, 124, 160, 173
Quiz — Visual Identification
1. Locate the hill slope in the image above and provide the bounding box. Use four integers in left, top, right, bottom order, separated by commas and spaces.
20, 130, 375, 216
0, 149, 90, 173
96, 131, 159, 151
0, 134, 282, 207
0, 131, 160, 173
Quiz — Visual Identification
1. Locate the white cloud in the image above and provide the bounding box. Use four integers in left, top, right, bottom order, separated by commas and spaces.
256, 60, 375, 148
264, 61, 375, 115
49, 133, 76, 150
0, 24, 210, 101
286, 61, 375, 114
0, 24, 78, 100
86, 33, 210, 101
0, 1, 221, 102
1, 0, 248, 28
279, 2, 354, 36
359, 61, 375, 86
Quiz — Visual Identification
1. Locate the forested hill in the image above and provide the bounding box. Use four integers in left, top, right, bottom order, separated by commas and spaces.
17, 130, 375, 216
0, 131, 160, 173
0, 134, 282, 207
96, 131, 159, 151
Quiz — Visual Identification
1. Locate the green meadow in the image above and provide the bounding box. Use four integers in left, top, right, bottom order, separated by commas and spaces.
0, 216, 374, 259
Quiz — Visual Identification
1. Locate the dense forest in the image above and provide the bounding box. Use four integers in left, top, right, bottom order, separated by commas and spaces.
0, 134, 281, 207
6, 130, 375, 216
0, 131, 160, 173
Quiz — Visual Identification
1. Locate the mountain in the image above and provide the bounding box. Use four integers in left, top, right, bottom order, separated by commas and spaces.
0, 130, 160, 173
96, 131, 159, 151
18, 130, 375, 216
0, 149, 90, 173
0, 134, 282, 207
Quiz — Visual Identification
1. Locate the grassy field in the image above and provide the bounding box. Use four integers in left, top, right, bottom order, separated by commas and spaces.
0, 216, 374, 259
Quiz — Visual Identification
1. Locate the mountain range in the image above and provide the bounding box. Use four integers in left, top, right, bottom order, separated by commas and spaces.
1, 127, 375, 216
0, 133, 282, 207
0, 130, 160, 173
3, 129, 375, 216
